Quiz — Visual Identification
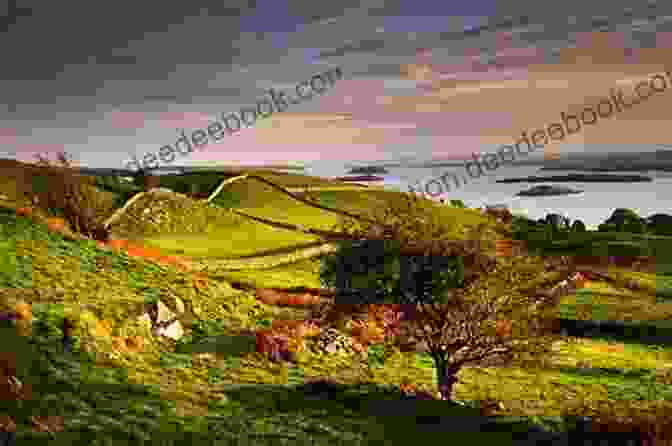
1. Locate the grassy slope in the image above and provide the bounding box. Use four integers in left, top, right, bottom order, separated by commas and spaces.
4, 165, 672, 441
0, 205, 544, 444
142, 177, 488, 261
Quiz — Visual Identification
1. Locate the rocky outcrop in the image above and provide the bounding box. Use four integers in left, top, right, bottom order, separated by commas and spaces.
141, 297, 186, 341
516, 185, 583, 197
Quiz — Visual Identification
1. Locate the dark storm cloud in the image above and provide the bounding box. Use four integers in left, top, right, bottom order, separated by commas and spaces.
92, 55, 141, 66
0, 0, 256, 81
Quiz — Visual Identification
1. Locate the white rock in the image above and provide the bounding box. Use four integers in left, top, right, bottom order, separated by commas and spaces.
156, 320, 184, 340
155, 300, 176, 324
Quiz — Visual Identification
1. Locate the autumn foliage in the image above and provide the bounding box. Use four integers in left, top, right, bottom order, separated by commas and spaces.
255, 288, 321, 306
16, 151, 112, 241
319, 191, 563, 400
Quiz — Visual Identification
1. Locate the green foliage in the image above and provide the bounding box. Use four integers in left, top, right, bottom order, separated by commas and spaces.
188, 318, 230, 342
599, 208, 647, 234
320, 237, 467, 305
0, 238, 33, 288
319, 239, 400, 300
256, 318, 273, 328
401, 254, 465, 305
366, 344, 388, 369
159, 352, 193, 369
571, 220, 586, 232
449, 199, 465, 208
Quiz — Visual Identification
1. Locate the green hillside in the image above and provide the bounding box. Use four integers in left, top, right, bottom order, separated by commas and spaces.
3, 161, 672, 442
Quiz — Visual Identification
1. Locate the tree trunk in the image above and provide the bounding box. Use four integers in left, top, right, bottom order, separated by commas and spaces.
432, 352, 460, 400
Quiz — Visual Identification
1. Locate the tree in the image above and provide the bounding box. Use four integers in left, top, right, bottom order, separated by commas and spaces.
23, 151, 111, 241
386, 252, 563, 400
601, 208, 646, 233
571, 220, 586, 232
545, 213, 569, 231
646, 213, 672, 235
319, 238, 465, 306
319, 192, 564, 401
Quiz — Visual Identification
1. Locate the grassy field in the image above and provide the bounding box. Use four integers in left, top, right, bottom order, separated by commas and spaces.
3, 166, 672, 442
142, 178, 487, 261
143, 222, 321, 259
520, 226, 672, 268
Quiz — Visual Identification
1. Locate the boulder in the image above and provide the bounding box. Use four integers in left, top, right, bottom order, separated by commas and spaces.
155, 300, 176, 325
137, 299, 185, 342
154, 320, 184, 341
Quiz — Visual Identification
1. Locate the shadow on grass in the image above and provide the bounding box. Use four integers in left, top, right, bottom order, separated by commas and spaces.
557, 318, 672, 345
1, 307, 651, 445
215, 381, 564, 445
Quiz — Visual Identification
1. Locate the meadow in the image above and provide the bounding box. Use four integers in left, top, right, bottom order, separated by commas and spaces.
1, 164, 671, 444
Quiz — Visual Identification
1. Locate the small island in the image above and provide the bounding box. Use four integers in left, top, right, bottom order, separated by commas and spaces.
347, 166, 389, 175
335, 175, 385, 182
498, 174, 652, 183
516, 185, 584, 197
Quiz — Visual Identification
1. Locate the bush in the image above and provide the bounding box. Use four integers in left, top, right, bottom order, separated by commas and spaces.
571, 220, 586, 232
20, 152, 111, 241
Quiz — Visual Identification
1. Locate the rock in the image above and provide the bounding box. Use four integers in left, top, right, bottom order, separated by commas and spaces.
154, 320, 184, 341
154, 300, 177, 325
312, 328, 357, 356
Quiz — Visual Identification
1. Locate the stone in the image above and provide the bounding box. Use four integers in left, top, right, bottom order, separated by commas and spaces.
155, 300, 177, 325
155, 320, 184, 341
313, 328, 356, 356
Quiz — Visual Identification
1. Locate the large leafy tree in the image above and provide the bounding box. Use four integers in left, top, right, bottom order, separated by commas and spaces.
319, 192, 567, 401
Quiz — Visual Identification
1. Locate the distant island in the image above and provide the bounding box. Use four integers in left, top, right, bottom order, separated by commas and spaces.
347, 166, 389, 175
498, 174, 652, 183
539, 150, 672, 172
335, 175, 385, 182
516, 185, 584, 197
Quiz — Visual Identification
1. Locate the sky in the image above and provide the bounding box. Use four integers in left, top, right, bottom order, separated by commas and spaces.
1, 0, 672, 170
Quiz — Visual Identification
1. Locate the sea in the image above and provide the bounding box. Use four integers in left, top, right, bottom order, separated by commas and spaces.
304, 163, 671, 230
